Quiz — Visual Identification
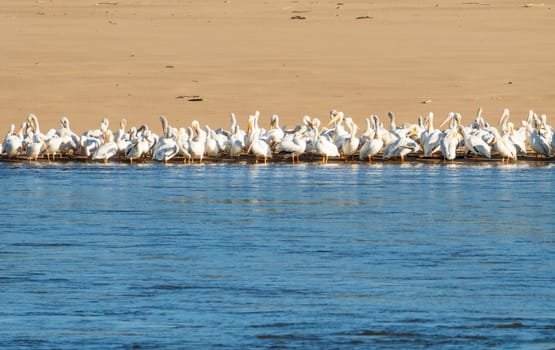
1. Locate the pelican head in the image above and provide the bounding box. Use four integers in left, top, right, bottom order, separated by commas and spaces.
270, 114, 279, 128
27, 114, 38, 132
160, 115, 169, 131
328, 111, 344, 125
60, 116, 69, 129
499, 108, 510, 126
192, 120, 201, 136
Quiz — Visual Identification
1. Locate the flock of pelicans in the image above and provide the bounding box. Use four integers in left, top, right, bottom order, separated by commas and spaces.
1, 108, 554, 165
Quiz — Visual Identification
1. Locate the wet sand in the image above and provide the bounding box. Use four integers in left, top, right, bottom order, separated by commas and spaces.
1, 0, 554, 133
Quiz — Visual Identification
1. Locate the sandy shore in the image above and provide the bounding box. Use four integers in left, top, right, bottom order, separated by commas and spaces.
1, 0, 554, 133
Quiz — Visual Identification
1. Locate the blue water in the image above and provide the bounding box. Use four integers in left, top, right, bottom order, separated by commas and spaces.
1, 162, 554, 349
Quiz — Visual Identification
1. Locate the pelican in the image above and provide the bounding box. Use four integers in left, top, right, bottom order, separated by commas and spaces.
44, 129, 63, 162
328, 111, 348, 149
24, 130, 46, 161
265, 114, 285, 148
80, 135, 100, 158
359, 115, 384, 162
439, 113, 461, 161
3, 124, 24, 159
498, 109, 527, 155
387, 111, 398, 132
491, 127, 517, 162
125, 130, 153, 164
114, 118, 128, 146
26, 114, 46, 154
492, 108, 517, 162
360, 117, 374, 144
115, 120, 132, 156
505, 122, 527, 155
188, 120, 207, 163
92, 130, 118, 163
458, 125, 492, 158
176, 127, 193, 163
152, 136, 179, 164
27, 114, 44, 137
311, 118, 340, 164
341, 117, 360, 161
227, 113, 246, 158
274, 130, 307, 163
382, 126, 421, 162
59, 117, 81, 156
204, 126, 221, 158
421, 112, 442, 157
246, 115, 272, 163
523, 114, 551, 157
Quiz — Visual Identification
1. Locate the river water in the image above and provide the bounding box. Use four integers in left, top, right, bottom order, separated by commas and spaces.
1, 161, 554, 349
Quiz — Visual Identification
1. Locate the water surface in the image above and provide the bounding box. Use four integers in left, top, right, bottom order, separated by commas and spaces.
1, 162, 554, 349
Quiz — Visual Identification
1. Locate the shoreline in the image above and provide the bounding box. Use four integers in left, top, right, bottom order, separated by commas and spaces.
2, 152, 552, 166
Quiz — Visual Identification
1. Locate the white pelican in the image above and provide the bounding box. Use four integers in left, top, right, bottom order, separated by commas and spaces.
265, 114, 285, 148
152, 116, 175, 158
523, 115, 551, 157
360, 117, 374, 144
44, 129, 63, 162
92, 130, 118, 163
24, 130, 45, 161
359, 115, 384, 162
80, 134, 102, 158
458, 125, 492, 158
387, 111, 398, 132
491, 127, 517, 162
492, 108, 518, 162
439, 112, 461, 161
246, 116, 272, 163
3, 124, 24, 159
274, 130, 307, 163
189, 120, 207, 163
498, 109, 527, 155
176, 127, 193, 163
152, 136, 179, 164
382, 126, 421, 162
328, 111, 348, 149
26, 114, 46, 154
27, 114, 44, 136
421, 112, 442, 157
311, 118, 340, 164
113, 118, 128, 146
125, 130, 153, 164
59, 117, 81, 156
226, 113, 246, 158
115, 120, 132, 156
341, 117, 360, 161
440, 128, 459, 161
204, 126, 221, 157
